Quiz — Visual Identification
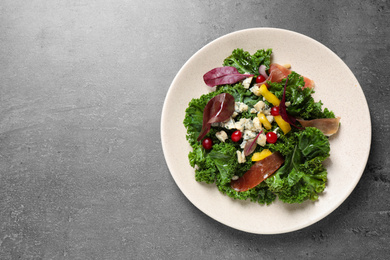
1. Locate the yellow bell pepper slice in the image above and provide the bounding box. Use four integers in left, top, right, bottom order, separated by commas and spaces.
252, 149, 272, 161
258, 84, 280, 106
274, 115, 291, 135
258, 112, 272, 130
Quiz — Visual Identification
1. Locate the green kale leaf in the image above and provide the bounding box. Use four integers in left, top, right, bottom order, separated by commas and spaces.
223, 48, 272, 75
265, 127, 330, 203
268, 72, 335, 119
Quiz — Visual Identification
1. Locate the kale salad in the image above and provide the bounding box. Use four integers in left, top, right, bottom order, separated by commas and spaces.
183, 48, 340, 205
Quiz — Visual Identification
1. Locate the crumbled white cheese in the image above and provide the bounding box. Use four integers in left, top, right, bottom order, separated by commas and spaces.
285, 101, 291, 107
242, 77, 253, 89
250, 108, 257, 114
243, 130, 257, 141
252, 117, 262, 131
235, 118, 246, 131
222, 117, 236, 130
263, 108, 271, 116
236, 150, 246, 163
235, 102, 248, 113
244, 119, 255, 132
232, 112, 239, 118
256, 133, 267, 146
266, 115, 274, 124
222, 116, 262, 134
250, 85, 261, 96
215, 131, 228, 142
253, 100, 266, 113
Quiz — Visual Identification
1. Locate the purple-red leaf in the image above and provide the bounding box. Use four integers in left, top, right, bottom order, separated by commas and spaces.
279, 78, 303, 129
243, 130, 263, 156
203, 66, 254, 87
197, 93, 235, 141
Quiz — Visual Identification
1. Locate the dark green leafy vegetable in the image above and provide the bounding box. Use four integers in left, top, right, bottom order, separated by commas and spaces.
183, 48, 337, 205
268, 72, 335, 120
265, 127, 329, 203
279, 77, 303, 129
223, 48, 272, 75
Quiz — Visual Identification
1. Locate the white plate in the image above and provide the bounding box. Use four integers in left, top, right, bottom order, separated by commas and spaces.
161, 28, 371, 234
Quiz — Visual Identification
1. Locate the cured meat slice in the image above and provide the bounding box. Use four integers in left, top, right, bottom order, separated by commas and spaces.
268, 63, 289, 83
268, 63, 315, 89
231, 152, 284, 192
297, 117, 341, 136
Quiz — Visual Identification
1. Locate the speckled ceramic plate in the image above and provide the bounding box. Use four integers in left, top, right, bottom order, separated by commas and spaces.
161, 28, 371, 234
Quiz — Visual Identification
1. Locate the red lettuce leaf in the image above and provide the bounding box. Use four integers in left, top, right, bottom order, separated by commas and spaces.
197, 93, 235, 141
203, 66, 254, 87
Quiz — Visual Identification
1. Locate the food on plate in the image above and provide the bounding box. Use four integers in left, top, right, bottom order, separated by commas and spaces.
231, 152, 285, 192
183, 48, 340, 205
268, 63, 315, 89
297, 117, 341, 136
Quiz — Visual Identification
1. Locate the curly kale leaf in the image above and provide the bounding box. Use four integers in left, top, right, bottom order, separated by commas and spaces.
183, 83, 261, 143
265, 127, 330, 203
268, 72, 335, 120
189, 141, 247, 187
223, 48, 272, 75
218, 181, 277, 205
183, 90, 221, 145
208, 143, 240, 185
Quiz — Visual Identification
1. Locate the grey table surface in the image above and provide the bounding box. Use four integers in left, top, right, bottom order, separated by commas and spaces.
1, 0, 389, 259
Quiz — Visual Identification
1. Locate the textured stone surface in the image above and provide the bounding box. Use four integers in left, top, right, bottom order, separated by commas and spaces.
0, 0, 389, 259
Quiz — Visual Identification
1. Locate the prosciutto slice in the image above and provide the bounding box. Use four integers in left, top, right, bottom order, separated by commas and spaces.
297, 117, 341, 136
231, 152, 284, 192
197, 93, 235, 141
268, 63, 315, 89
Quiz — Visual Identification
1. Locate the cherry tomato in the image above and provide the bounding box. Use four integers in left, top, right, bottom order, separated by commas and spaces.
266, 132, 278, 144
271, 106, 280, 116
202, 138, 213, 150
255, 75, 266, 83
231, 130, 242, 142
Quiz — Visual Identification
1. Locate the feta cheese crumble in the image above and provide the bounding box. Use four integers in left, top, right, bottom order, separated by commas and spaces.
235, 102, 248, 113
236, 150, 246, 163
215, 131, 228, 142
253, 100, 266, 113
256, 133, 267, 146
250, 85, 261, 96
242, 77, 253, 89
